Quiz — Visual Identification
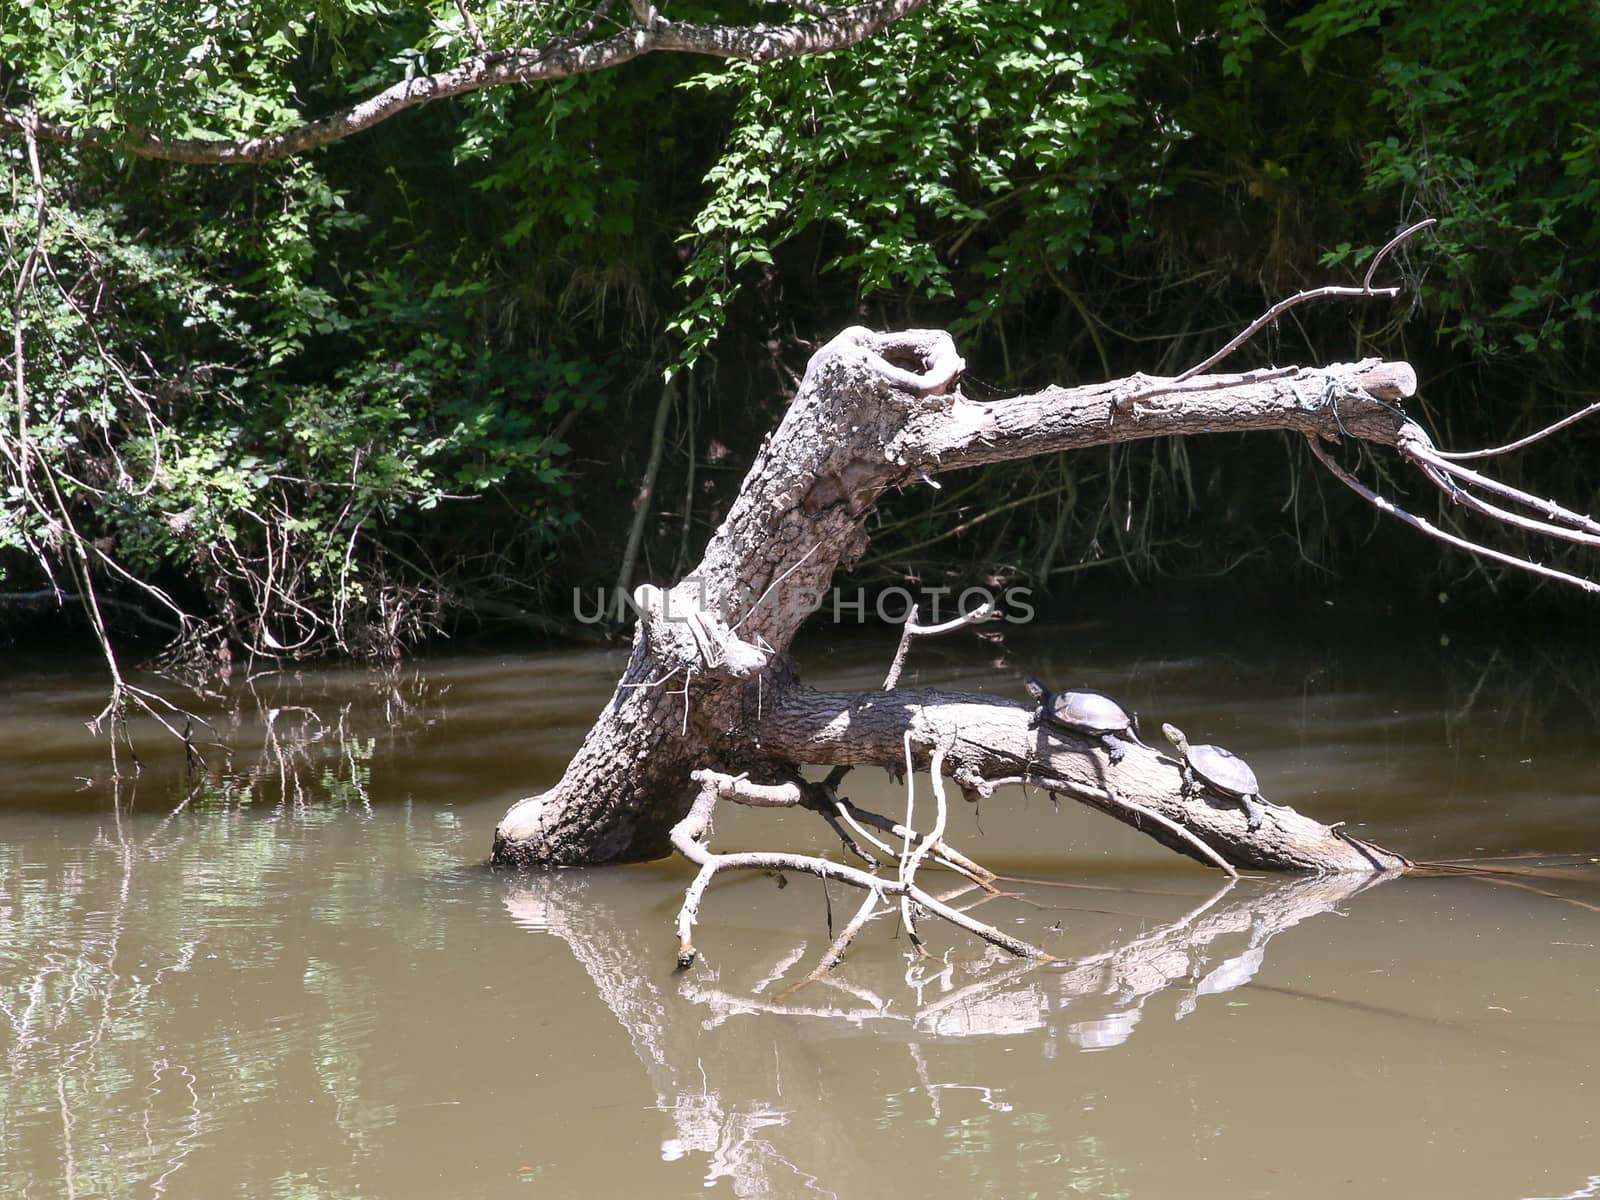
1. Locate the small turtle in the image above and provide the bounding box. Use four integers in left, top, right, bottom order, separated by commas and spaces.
1024, 678, 1148, 764
1161, 722, 1273, 832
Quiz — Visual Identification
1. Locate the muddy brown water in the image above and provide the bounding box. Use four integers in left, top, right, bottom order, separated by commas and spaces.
2, 613, 1598, 1199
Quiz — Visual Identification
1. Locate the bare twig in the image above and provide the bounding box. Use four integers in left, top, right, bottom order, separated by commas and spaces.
1120, 366, 1298, 411
1431, 399, 1600, 462
898, 740, 951, 946
830, 795, 899, 861
453, 0, 488, 52
730, 542, 823, 632
1413, 458, 1600, 551
835, 797, 998, 888
790, 889, 884, 989
882, 599, 996, 690
1176, 219, 1436, 382
1398, 427, 1600, 536
1362, 218, 1437, 291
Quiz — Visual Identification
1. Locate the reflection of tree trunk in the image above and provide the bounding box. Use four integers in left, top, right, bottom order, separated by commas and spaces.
500, 870, 1390, 1188
495, 328, 1416, 874
501, 874, 878, 1195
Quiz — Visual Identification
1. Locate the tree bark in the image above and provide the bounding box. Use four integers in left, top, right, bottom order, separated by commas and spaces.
492, 326, 1417, 874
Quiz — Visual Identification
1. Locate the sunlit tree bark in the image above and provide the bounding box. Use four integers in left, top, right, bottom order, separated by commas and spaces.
492, 326, 1424, 874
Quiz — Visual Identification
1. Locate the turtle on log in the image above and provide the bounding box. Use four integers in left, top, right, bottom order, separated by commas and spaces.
1023, 678, 1148, 764
1161, 722, 1277, 832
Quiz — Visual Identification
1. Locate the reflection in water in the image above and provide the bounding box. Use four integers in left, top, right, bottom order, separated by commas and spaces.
0, 634, 1598, 1199
0, 666, 464, 1199
1525, 1177, 1600, 1200
0, 799, 479, 1199
502, 868, 1388, 1195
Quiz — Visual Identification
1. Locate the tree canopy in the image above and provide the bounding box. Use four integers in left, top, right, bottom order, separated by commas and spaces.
3, 0, 1597, 664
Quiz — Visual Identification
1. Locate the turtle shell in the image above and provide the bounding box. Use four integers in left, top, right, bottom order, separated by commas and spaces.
1045, 689, 1134, 736
1185, 742, 1260, 799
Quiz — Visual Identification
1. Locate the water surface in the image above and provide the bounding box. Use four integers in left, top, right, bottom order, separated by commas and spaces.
1, 615, 1597, 1198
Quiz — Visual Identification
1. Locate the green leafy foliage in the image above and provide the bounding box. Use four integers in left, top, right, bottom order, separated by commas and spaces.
1342, 0, 1600, 357
673, 1, 1177, 365
4, 0, 1598, 657
2, 1, 627, 655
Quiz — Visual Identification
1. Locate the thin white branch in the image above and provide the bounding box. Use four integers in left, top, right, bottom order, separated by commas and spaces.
1398, 426, 1600, 536
671, 770, 1049, 969
882, 599, 996, 689
1414, 459, 1600, 550
836, 797, 997, 888
793, 888, 883, 987
1307, 434, 1600, 594
1431, 399, 1600, 462
898, 740, 949, 945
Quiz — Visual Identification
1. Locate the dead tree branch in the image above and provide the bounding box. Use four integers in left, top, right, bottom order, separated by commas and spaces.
1432, 399, 1600, 461
670, 769, 1051, 969
882, 599, 996, 689
1305, 415, 1600, 595
495, 328, 1436, 875
1175, 219, 1435, 381
496, 285, 1592, 984
752, 684, 1406, 874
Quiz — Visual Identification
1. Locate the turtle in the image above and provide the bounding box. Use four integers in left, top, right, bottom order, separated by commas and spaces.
1161, 722, 1274, 832
1023, 678, 1148, 764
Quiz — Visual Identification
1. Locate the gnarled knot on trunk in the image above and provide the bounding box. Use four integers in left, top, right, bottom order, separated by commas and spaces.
803, 326, 966, 401
633, 583, 770, 680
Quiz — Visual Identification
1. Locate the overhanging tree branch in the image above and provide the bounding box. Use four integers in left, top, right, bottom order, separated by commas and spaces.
0, 0, 928, 165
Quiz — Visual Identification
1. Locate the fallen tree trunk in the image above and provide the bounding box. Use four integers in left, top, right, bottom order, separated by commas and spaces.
492, 326, 1418, 874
